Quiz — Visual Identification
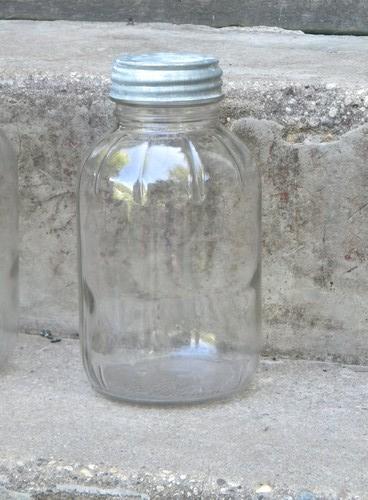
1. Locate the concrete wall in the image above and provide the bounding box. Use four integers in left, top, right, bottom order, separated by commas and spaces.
1, 0, 368, 34
234, 119, 368, 363
1, 22, 368, 363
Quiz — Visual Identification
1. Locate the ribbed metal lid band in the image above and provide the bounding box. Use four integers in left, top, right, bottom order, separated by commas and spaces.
109, 52, 223, 105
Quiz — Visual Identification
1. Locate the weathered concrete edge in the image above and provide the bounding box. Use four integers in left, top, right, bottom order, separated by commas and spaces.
2, 74, 368, 136
0, 459, 348, 499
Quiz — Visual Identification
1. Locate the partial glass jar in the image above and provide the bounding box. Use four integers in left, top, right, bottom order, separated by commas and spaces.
78, 53, 261, 404
0, 130, 18, 368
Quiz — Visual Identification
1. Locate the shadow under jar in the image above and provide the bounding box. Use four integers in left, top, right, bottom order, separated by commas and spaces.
78, 53, 261, 404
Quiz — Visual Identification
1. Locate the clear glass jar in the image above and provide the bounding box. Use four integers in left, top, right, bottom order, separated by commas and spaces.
0, 130, 18, 368
78, 53, 261, 403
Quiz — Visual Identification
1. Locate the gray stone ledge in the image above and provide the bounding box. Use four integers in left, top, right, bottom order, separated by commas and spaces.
1, 1, 368, 35
2, 21, 368, 139
1, 334, 368, 498
2, 21, 368, 142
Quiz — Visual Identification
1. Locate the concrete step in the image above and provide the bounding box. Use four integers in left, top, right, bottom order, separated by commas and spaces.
1, 333, 367, 498
1, 0, 368, 35
0, 21, 368, 362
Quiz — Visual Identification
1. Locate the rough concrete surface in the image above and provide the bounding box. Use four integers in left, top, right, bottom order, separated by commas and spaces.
1, 334, 368, 498
234, 119, 368, 364
1, 0, 368, 35
0, 22, 368, 361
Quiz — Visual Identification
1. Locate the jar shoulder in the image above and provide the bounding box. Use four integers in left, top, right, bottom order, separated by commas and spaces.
214, 124, 258, 179
79, 124, 259, 191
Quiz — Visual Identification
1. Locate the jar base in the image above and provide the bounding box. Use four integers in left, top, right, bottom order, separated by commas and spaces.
87, 353, 258, 405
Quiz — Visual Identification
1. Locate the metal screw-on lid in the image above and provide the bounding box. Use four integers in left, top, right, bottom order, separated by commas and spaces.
109, 52, 223, 105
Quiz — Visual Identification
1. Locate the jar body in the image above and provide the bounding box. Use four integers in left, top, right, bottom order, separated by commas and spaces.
0, 131, 18, 368
78, 105, 261, 403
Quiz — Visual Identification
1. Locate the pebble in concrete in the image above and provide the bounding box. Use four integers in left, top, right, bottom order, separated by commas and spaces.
296, 491, 317, 500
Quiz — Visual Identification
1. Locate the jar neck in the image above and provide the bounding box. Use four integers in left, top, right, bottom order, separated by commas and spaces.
114, 102, 220, 131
